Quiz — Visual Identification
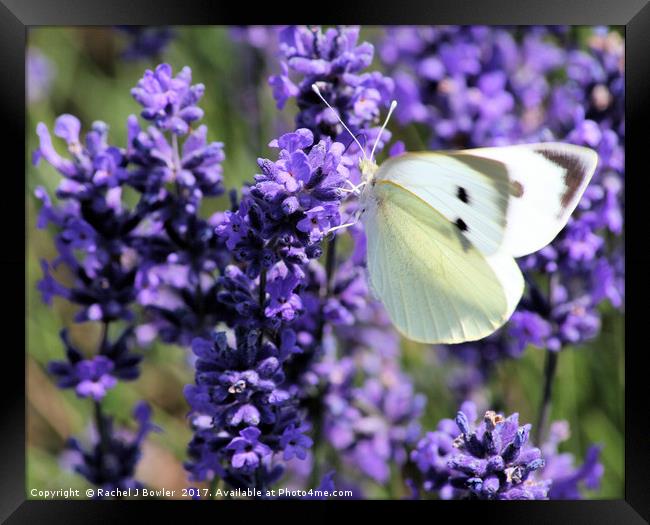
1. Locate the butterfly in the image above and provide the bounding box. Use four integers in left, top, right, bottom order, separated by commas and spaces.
313, 85, 598, 344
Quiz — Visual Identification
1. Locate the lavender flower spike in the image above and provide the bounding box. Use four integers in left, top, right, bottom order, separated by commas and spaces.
412, 402, 550, 500
131, 63, 205, 135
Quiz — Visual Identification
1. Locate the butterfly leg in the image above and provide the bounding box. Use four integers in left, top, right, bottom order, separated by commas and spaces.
341, 179, 368, 196
328, 208, 363, 234
328, 221, 358, 234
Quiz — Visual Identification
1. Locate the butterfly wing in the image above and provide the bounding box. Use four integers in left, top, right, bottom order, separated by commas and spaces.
374, 143, 598, 257
373, 151, 511, 255
362, 180, 523, 344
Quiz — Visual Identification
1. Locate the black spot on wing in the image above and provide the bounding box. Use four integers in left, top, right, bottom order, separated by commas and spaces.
453, 219, 471, 252
456, 186, 469, 203
535, 148, 586, 208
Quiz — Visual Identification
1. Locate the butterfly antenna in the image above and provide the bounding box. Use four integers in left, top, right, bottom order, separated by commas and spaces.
312, 84, 367, 160
370, 100, 398, 162
342, 132, 368, 156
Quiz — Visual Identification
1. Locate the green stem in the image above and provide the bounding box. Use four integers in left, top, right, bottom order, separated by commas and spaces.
94, 401, 110, 454
308, 235, 338, 489
209, 476, 220, 500
535, 350, 559, 444
95, 321, 111, 457
171, 134, 181, 176
324, 235, 337, 295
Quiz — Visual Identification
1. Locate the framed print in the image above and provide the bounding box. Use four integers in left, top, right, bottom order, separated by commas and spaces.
2, 0, 648, 522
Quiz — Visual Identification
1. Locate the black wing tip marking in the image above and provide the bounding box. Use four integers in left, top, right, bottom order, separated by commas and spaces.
534, 148, 589, 208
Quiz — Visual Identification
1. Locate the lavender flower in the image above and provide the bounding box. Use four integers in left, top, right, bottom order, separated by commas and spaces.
184, 328, 303, 491
131, 63, 205, 136
27, 47, 55, 104
33, 64, 226, 497
312, 300, 425, 485
126, 65, 227, 346
269, 25, 394, 150
183, 128, 346, 488
323, 360, 425, 483
48, 328, 141, 401
537, 420, 604, 499
34, 115, 138, 323
412, 402, 550, 500
117, 26, 175, 60
216, 128, 347, 280
412, 403, 604, 500
65, 402, 160, 496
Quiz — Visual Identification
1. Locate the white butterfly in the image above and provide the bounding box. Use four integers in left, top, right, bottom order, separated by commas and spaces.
313, 85, 598, 344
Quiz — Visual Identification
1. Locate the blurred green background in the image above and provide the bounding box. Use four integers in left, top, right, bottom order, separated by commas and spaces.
26, 27, 624, 498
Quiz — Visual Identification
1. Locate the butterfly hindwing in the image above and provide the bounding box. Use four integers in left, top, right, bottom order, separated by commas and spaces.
363, 180, 523, 344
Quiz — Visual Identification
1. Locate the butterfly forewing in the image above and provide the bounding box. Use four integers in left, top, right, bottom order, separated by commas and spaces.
462, 142, 598, 257
374, 152, 510, 256
373, 142, 598, 259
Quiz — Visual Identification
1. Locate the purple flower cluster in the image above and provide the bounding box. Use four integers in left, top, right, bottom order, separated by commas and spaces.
380, 27, 561, 146
131, 63, 205, 136
34, 115, 137, 323
216, 129, 347, 280
65, 401, 160, 494
536, 420, 604, 498
27, 47, 55, 104
34, 63, 225, 496
412, 402, 549, 499
184, 328, 311, 489
320, 348, 425, 484
34, 64, 226, 346
48, 328, 141, 401
183, 122, 352, 490
412, 402, 603, 500
127, 64, 227, 346
269, 25, 394, 149
116, 26, 175, 60
33, 110, 156, 495
511, 28, 624, 353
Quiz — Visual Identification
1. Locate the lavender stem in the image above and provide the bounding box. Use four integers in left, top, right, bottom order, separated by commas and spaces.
535, 349, 559, 444
95, 321, 111, 458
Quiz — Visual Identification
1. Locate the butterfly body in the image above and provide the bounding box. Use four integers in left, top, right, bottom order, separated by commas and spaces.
356, 143, 598, 344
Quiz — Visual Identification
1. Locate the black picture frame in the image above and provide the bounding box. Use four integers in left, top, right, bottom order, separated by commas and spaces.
4, 1, 649, 522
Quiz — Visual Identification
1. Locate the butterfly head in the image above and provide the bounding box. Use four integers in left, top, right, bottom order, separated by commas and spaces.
311, 83, 397, 179
359, 158, 379, 179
